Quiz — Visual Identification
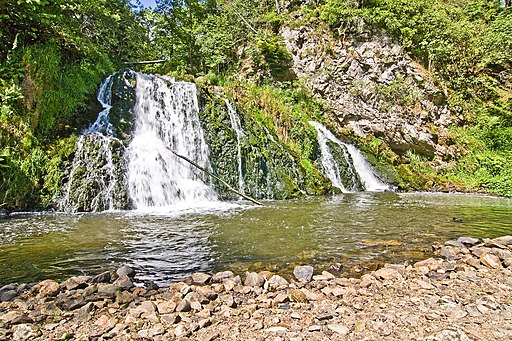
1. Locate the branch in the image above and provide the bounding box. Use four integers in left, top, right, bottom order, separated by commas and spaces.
123, 59, 167, 65
170, 150, 266, 206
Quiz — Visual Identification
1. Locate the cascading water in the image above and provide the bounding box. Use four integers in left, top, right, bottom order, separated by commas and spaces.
224, 99, 245, 193
309, 121, 389, 192
60, 76, 128, 212
127, 73, 217, 210
61, 71, 218, 212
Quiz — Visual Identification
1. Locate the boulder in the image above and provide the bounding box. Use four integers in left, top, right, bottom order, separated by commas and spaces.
293, 265, 314, 283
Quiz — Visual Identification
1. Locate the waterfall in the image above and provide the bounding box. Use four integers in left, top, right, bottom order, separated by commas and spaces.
224, 99, 245, 193
309, 121, 388, 192
127, 73, 217, 210
60, 72, 218, 212
60, 76, 128, 212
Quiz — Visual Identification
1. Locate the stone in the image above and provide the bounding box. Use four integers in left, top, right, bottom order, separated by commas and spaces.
157, 301, 176, 314
91, 271, 111, 283
327, 324, 350, 335
11, 324, 38, 340
273, 293, 289, 304
192, 272, 211, 284
374, 267, 402, 281
63, 276, 90, 290
267, 275, 288, 289
293, 265, 314, 283
219, 294, 236, 308
212, 271, 234, 282
414, 258, 442, 271
116, 265, 136, 278
244, 272, 264, 287
265, 326, 288, 333
291, 312, 302, 320
34, 279, 60, 298
0, 290, 16, 302
174, 324, 189, 338
116, 291, 135, 305
288, 289, 307, 303
491, 236, 512, 246
176, 299, 191, 312
480, 254, 502, 269
457, 237, 480, 246
445, 240, 465, 248
316, 312, 333, 321
113, 275, 134, 290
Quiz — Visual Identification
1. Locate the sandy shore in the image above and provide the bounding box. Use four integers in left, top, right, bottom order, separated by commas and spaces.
1, 236, 512, 340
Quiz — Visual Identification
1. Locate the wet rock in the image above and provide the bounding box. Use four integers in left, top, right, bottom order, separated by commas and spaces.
293, 265, 314, 283
91, 271, 111, 283
244, 272, 264, 287
192, 272, 211, 285
97, 284, 121, 296
116, 265, 136, 278
33, 279, 60, 298
63, 276, 90, 290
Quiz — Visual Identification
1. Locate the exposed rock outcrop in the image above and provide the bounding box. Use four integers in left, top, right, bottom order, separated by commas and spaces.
282, 22, 457, 159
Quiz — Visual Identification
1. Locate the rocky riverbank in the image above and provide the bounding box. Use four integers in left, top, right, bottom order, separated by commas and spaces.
2, 236, 512, 340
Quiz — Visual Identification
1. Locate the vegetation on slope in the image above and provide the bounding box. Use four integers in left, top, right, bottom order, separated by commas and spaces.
1, 0, 511, 210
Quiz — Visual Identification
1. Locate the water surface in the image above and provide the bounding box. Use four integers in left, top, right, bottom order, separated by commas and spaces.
1, 192, 511, 286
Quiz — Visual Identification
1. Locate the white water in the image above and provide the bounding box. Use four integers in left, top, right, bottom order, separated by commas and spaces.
224, 99, 245, 193
127, 73, 217, 211
309, 121, 389, 192
60, 76, 126, 212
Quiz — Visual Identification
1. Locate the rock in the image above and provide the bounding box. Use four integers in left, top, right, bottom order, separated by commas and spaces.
11, 324, 38, 340
174, 324, 189, 337
359, 274, 375, 288
457, 237, 480, 246
192, 272, 211, 284
212, 271, 234, 282
426, 328, 471, 340
414, 258, 442, 271
445, 240, 465, 248
0, 290, 16, 302
491, 236, 512, 246
116, 291, 135, 305
265, 326, 288, 333
273, 293, 289, 304
291, 312, 302, 320
91, 271, 111, 283
97, 284, 121, 296
219, 294, 236, 308
267, 275, 289, 289
244, 272, 264, 287
63, 276, 90, 290
316, 312, 333, 321
293, 265, 314, 283
327, 324, 350, 335
157, 301, 176, 314
288, 289, 307, 303
374, 267, 402, 281
34, 279, 60, 298
480, 254, 502, 269
176, 299, 191, 312
113, 275, 134, 290
116, 265, 136, 278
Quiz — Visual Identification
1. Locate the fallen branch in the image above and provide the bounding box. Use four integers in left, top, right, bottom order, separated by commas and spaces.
123, 59, 167, 65
170, 150, 265, 206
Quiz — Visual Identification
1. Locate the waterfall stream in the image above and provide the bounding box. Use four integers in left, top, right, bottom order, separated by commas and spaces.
309, 121, 389, 192
60, 72, 389, 212
224, 99, 245, 193
127, 73, 217, 210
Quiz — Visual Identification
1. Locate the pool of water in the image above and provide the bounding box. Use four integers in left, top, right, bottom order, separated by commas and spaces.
1, 192, 511, 286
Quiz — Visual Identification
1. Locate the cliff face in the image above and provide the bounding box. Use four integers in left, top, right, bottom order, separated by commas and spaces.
281, 22, 457, 160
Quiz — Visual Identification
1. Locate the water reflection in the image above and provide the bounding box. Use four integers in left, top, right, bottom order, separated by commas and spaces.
0, 193, 511, 285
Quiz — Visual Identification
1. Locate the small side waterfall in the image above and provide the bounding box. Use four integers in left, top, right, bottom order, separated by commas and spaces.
60, 76, 128, 212
127, 73, 217, 210
309, 121, 388, 192
224, 99, 245, 193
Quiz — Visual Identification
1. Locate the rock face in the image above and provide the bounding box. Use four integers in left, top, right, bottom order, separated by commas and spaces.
282, 23, 455, 159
